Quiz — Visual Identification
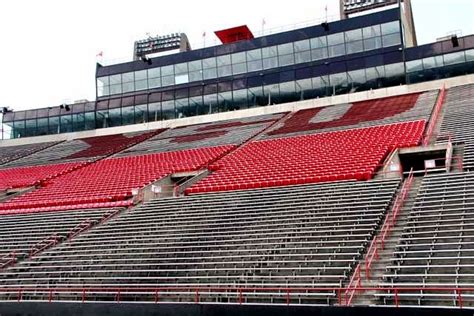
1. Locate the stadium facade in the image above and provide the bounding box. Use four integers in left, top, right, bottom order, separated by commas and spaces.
1, 6, 473, 140
2, 2, 474, 315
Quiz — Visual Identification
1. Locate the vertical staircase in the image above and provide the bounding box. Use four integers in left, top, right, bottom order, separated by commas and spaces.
349, 176, 423, 305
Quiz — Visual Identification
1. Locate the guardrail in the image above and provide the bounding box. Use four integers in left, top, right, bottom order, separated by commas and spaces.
1, 286, 472, 308
365, 168, 414, 280
423, 85, 447, 146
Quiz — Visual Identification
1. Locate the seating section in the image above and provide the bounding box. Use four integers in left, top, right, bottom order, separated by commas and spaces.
0, 145, 234, 214
262, 92, 437, 139
187, 121, 425, 194
0, 162, 86, 191
0, 142, 57, 166
0, 179, 400, 303
436, 84, 474, 170
380, 172, 474, 308
3, 130, 160, 168
0, 208, 115, 270
116, 114, 285, 157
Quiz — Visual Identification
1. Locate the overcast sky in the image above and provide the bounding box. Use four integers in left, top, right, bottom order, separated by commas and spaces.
0, 0, 473, 112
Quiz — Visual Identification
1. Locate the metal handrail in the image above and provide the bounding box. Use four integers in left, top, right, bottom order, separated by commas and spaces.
1, 285, 473, 308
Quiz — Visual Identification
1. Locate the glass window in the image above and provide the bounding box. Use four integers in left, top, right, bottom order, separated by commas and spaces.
327, 33, 345, 46
231, 52, 246, 64
148, 77, 161, 88
278, 53, 295, 67
109, 84, 122, 95
24, 119, 37, 137
406, 59, 424, 73
122, 81, 134, 93
232, 89, 248, 110
247, 49, 262, 61
162, 75, 175, 86
263, 84, 280, 104
203, 93, 218, 114
382, 33, 401, 47
97, 77, 109, 97
310, 36, 327, 49
311, 47, 328, 60
37, 118, 49, 135
189, 96, 203, 115
148, 67, 161, 78
248, 86, 265, 107
108, 108, 122, 127
465, 49, 474, 62
122, 106, 135, 125
217, 65, 232, 77
296, 78, 314, 100
175, 74, 189, 84
295, 51, 311, 64
366, 66, 385, 81
444, 51, 466, 65
175, 98, 189, 118
135, 103, 148, 124
346, 40, 364, 54
135, 70, 147, 91
422, 56, 444, 69
135, 70, 147, 80
381, 21, 400, 35
345, 29, 363, 42
84, 112, 95, 130
174, 63, 188, 74
189, 71, 203, 81
218, 91, 233, 112
277, 43, 294, 56
329, 72, 348, 88
363, 36, 382, 50
263, 57, 278, 69
203, 67, 217, 80
232, 62, 247, 75
148, 102, 161, 122
294, 39, 310, 52
363, 25, 381, 38
161, 65, 174, 76
60, 114, 73, 133
109, 74, 121, 85
347, 69, 367, 86
262, 46, 278, 58
328, 44, 346, 57
48, 116, 59, 134
385, 62, 404, 77
188, 60, 202, 72
217, 55, 231, 66
135, 79, 148, 91
203, 57, 217, 69
247, 59, 263, 72
122, 72, 134, 83
161, 100, 175, 120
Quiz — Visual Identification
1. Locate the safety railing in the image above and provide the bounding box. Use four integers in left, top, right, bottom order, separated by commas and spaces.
423, 156, 463, 175
28, 234, 61, 258
344, 264, 361, 305
1, 286, 473, 308
0, 252, 16, 270
423, 85, 447, 146
365, 168, 414, 280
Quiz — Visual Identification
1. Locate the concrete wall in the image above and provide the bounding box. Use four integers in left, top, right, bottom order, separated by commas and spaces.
2, 74, 474, 148
0, 302, 469, 316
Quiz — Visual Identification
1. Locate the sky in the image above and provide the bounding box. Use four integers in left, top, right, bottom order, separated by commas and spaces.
0, 0, 473, 112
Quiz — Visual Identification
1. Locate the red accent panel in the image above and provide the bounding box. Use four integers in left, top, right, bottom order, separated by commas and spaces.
215, 25, 254, 44
268, 94, 420, 136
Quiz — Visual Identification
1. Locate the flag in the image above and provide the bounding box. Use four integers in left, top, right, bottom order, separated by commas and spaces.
262, 18, 266, 26
202, 31, 206, 37
96, 51, 103, 57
